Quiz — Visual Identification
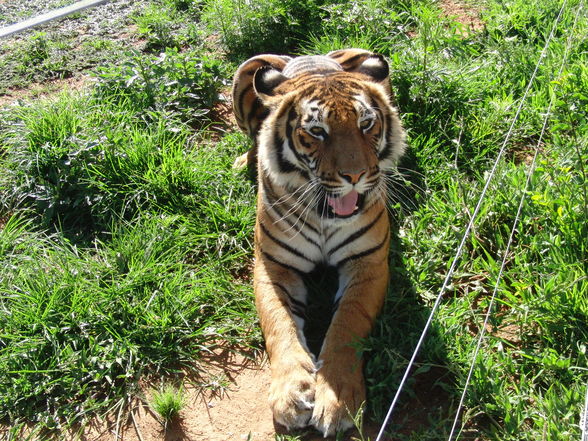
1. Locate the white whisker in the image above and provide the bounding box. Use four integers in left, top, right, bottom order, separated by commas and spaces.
276, 179, 322, 237
270, 179, 319, 225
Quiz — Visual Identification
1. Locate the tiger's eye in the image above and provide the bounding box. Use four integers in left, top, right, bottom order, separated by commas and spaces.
308, 126, 327, 138
359, 118, 374, 132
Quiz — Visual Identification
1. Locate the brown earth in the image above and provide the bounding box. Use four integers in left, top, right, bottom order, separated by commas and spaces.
77, 348, 389, 441
81, 350, 278, 441
70, 344, 456, 441
440, 0, 485, 34
0, 74, 90, 107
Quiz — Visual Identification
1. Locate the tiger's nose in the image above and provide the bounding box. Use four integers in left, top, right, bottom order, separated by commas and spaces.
339, 169, 366, 184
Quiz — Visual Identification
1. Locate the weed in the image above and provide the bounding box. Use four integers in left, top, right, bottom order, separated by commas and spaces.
93, 48, 226, 125
199, 373, 230, 396
132, 2, 199, 50
0, 32, 73, 91
150, 384, 186, 421
306, 0, 424, 54
202, 0, 347, 57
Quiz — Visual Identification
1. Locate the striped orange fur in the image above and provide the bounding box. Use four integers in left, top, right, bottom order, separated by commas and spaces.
231, 49, 406, 436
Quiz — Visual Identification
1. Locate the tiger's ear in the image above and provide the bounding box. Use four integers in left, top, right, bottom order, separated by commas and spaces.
253, 66, 289, 101
357, 54, 389, 83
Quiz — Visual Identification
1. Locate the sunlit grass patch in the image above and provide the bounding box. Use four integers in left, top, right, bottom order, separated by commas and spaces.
149, 384, 186, 422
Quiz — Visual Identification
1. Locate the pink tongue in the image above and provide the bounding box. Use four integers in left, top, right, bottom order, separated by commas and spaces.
327, 190, 359, 216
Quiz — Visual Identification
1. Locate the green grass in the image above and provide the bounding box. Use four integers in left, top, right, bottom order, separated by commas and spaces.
1, 0, 587, 439
149, 384, 186, 421
0, 0, 203, 94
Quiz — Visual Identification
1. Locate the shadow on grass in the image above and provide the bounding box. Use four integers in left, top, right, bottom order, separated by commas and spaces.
369, 229, 456, 439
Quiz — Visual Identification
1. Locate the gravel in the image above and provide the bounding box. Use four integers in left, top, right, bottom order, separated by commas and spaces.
0, 0, 147, 44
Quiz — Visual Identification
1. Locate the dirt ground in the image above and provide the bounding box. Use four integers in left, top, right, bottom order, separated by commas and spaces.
74, 343, 457, 441
440, 0, 485, 34
83, 350, 278, 441
80, 349, 387, 441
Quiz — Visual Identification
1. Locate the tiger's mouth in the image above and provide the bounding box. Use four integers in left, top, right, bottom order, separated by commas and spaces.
323, 190, 366, 219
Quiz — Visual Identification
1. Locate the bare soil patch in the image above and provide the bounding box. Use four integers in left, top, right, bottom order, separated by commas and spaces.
78, 349, 394, 441
83, 351, 276, 441
72, 345, 452, 441
440, 0, 485, 33
0, 74, 89, 107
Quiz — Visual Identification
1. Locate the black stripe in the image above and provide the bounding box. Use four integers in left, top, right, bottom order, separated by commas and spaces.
344, 276, 380, 294
258, 280, 306, 318
260, 250, 307, 276
322, 182, 342, 190
285, 107, 297, 139
365, 175, 379, 187
336, 229, 389, 267
274, 131, 300, 175
267, 199, 315, 238
299, 137, 313, 149
369, 96, 378, 109
261, 172, 321, 237
335, 53, 366, 69
371, 100, 385, 141
260, 222, 314, 263
372, 126, 383, 141
285, 108, 313, 169
291, 309, 306, 319
314, 98, 328, 107
261, 173, 280, 201
325, 226, 341, 242
246, 97, 262, 124
261, 173, 303, 219
329, 208, 385, 255
274, 282, 307, 311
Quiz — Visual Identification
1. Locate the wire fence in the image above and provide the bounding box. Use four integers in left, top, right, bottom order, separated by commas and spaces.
583, 383, 588, 441
374, 0, 588, 439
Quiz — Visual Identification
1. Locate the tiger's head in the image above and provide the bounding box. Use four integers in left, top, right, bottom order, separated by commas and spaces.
253, 54, 406, 220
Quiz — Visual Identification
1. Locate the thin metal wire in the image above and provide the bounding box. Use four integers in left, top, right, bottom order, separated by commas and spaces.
445, 116, 543, 440
582, 383, 588, 441
446, 1, 585, 437
374, 2, 570, 439
446, 28, 579, 441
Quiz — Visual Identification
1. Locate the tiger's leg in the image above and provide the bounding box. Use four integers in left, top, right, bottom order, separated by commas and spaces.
311, 257, 389, 436
254, 257, 317, 429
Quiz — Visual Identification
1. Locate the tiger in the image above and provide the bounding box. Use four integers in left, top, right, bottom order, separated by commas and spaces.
231, 49, 406, 437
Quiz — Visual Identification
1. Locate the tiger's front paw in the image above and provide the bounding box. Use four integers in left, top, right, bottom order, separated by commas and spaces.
310, 366, 365, 437
269, 361, 317, 430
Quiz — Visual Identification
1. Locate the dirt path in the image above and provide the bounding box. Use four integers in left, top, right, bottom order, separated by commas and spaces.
440, 0, 485, 33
